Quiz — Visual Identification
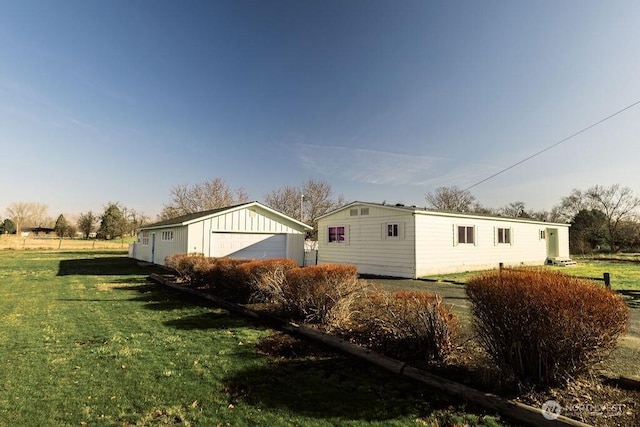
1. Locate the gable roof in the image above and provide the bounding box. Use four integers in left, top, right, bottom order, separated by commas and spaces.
140, 201, 312, 231
317, 201, 569, 226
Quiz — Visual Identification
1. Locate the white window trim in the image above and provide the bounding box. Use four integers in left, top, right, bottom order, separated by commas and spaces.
454, 224, 476, 246
327, 225, 348, 244
141, 231, 150, 246
161, 230, 174, 242
495, 227, 513, 245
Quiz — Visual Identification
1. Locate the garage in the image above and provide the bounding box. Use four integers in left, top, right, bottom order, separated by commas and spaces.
131, 202, 312, 266
210, 233, 286, 259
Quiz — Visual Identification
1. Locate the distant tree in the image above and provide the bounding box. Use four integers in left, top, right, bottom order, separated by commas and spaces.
97, 203, 126, 240
160, 177, 249, 220
264, 185, 301, 219
2, 219, 16, 234
121, 207, 150, 237
66, 223, 78, 238
570, 209, 607, 254
264, 179, 346, 239
425, 186, 476, 212
554, 184, 640, 253
498, 201, 530, 218
77, 211, 97, 239
552, 188, 591, 223
54, 214, 69, 238
5, 202, 49, 234
586, 184, 640, 253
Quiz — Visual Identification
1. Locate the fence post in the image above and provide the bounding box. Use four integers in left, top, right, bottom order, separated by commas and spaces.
603, 272, 610, 289
499, 262, 504, 271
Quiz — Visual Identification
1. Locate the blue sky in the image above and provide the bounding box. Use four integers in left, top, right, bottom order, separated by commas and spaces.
1, 1, 640, 219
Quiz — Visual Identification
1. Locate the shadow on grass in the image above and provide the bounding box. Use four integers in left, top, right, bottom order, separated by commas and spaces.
164, 311, 255, 330
223, 356, 480, 423
619, 290, 640, 310
57, 256, 165, 276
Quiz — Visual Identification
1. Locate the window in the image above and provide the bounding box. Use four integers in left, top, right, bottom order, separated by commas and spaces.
387, 223, 399, 238
328, 226, 345, 243
457, 226, 475, 244
497, 228, 511, 244
360, 208, 369, 215
141, 231, 150, 246
161, 230, 174, 242
539, 230, 546, 240
350, 208, 359, 216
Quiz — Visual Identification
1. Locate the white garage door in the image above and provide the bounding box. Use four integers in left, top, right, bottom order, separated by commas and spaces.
210, 233, 287, 259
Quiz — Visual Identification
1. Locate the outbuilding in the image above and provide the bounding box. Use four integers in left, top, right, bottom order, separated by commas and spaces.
130, 201, 312, 266
316, 201, 571, 278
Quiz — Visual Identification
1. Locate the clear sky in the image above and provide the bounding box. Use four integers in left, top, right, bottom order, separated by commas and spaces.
1, 0, 639, 219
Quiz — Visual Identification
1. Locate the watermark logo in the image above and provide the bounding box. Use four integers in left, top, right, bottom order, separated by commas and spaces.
541, 400, 562, 420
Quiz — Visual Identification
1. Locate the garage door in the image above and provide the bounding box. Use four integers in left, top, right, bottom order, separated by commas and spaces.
210, 233, 286, 259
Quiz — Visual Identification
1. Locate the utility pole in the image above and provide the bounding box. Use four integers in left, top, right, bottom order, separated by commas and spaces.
300, 194, 305, 221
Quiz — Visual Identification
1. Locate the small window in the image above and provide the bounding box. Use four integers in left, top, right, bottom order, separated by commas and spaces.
350, 208, 359, 216
387, 223, 399, 238
457, 226, 474, 244
360, 208, 369, 215
161, 230, 174, 242
540, 230, 546, 240
497, 228, 511, 244
328, 226, 346, 243
141, 231, 150, 246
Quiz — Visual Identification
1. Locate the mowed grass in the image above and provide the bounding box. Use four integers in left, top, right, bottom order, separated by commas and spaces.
0, 250, 503, 426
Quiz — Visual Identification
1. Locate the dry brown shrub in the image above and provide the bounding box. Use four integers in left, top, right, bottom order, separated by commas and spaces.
349, 288, 459, 363
164, 253, 215, 286
466, 269, 629, 385
237, 259, 299, 303
283, 264, 365, 326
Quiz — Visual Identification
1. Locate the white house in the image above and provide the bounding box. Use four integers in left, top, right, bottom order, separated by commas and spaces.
130, 202, 312, 266
316, 202, 571, 278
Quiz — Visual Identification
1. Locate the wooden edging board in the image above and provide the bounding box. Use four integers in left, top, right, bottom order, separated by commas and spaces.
149, 273, 591, 427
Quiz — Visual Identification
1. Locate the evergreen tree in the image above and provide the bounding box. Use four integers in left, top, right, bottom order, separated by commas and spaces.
54, 214, 69, 238
97, 203, 126, 240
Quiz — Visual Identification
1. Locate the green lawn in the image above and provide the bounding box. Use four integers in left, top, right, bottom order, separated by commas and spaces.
0, 250, 503, 426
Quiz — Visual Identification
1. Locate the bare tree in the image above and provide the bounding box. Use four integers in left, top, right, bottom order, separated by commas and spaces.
498, 201, 529, 218
552, 188, 591, 223
77, 211, 97, 238
5, 202, 49, 234
160, 177, 250, 220
425, 186, 476, 212
264, 185, 302, 219
585, 184, 640, 253
264, 178, 346, 239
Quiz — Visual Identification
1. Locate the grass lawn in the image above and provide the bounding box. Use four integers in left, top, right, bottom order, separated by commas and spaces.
0, 250, 503, 426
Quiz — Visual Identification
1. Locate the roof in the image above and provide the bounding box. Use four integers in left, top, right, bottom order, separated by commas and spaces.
139, 201, 313, 231
317, 201, 570, 227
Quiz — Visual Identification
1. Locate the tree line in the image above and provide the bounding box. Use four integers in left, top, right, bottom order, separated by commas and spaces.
4, 180, 639, 253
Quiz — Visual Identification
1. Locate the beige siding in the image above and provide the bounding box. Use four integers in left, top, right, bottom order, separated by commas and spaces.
317, 206, 416, 278
414, 214, 549, 276
286, 234, 305, 266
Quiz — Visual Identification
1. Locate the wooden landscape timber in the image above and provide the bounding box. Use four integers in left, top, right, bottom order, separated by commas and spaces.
150, 273, 592, 427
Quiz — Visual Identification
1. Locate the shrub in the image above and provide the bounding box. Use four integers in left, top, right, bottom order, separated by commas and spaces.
164, 253, 214, 286
282, 264, 364, 325
201, 258, 253, 302
466, 269, 629, 385
350, 289, 458, 362
237, 259, 299, 303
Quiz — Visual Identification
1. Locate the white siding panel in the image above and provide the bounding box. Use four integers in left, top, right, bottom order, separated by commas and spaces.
318, 207, 416, 278
415, 215, 550, 276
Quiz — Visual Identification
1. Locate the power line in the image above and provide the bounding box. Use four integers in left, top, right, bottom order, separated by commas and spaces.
463, 99, 640, 192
